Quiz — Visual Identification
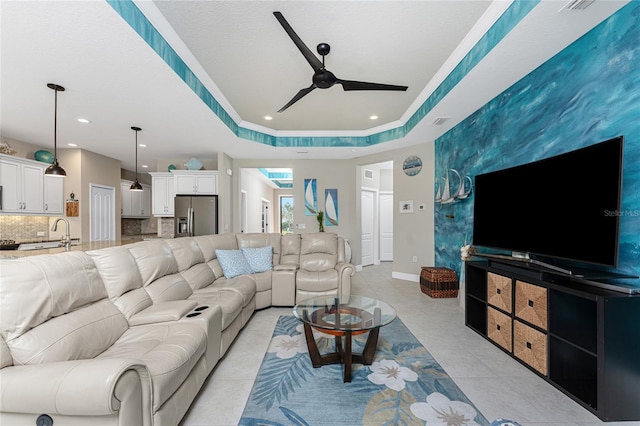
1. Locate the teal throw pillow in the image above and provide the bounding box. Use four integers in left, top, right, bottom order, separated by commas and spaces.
215, 249, 253, 279
241, 246, 273, 273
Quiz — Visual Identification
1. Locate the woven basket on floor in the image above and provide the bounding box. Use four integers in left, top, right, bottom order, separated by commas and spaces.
419, 267, 459, 298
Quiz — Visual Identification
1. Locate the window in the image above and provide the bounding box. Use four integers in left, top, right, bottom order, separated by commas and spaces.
280, 196, 294, 234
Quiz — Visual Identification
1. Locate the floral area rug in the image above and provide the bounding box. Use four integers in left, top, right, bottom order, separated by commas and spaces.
239, 315, 489, 426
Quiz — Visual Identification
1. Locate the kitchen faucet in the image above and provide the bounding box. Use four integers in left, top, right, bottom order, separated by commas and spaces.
51, 218, 71, 251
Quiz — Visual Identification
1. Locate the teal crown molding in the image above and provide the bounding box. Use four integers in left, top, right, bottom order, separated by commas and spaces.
107, 0, 538, 148
258, 168, 293, 188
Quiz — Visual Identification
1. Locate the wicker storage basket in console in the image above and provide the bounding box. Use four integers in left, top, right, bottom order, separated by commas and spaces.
420, 267, 459, 298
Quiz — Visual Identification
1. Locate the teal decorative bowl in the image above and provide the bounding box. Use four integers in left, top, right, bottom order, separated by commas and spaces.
167, 164, 176, 172
186, 158, 203, 170
34, 150, 54, 163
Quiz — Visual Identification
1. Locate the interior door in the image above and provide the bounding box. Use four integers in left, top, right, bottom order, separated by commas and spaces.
361, 189, 375, 266
379, 192, 394, 261
90, 184, 116, 241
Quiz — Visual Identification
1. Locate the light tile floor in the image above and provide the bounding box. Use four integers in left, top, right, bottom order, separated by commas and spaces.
180, 263, 639, 426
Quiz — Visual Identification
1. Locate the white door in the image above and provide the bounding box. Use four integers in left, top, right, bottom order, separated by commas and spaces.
379, 192, 394, 261
361, 189, 376, 266
90, 184, 116, 241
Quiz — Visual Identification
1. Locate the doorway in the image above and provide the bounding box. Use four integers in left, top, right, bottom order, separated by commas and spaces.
379, 191, 394, 261
261, 199, 270, 233
361, 188, 378, 266
359, 161, 393, 268
90, 183, 116, 241
241, 190, 247, 233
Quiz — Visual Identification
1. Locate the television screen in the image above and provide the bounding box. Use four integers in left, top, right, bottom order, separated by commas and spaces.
472, 136, 623, 267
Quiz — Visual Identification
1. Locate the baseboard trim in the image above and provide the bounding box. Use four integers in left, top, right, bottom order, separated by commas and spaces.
392, 271, 420, 282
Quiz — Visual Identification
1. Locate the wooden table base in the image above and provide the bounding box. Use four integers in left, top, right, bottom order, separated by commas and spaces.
303, 323, 380, 382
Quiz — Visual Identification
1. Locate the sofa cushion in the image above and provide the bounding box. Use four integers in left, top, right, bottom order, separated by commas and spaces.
98, 322, 207, 412
194, 234, 238, 262
128, 240, 179, 286
88, 246, 145, 300
0, 252, 109, 342
9, 299, 128, 365
296, 269, 339, 292
215, 249, 253, 279
164, 237, 205, 271
243, 271, 272, 294
181, 263, 217, 291
188, 289, 245, 330
236, 233, 282, 266
241, 246, 273, 273
280, 234, 301, 267
204, 275, 257, 307
300, 233, 338, 271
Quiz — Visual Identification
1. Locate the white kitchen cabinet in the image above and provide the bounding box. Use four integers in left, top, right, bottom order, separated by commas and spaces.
44, 175, 64, 214
0, 155, 45, 214
173, 170, 218, 195
150, 172, 175, 216
121, 180, 151, 218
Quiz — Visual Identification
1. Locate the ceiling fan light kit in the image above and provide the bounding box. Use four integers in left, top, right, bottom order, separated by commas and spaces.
273, 11, 408, 113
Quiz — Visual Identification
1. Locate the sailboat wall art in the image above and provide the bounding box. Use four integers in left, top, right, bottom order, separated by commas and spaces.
304, 179, 317, 216
325, 189, 339, 226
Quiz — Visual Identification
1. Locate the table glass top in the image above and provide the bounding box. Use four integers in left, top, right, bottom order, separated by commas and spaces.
293, 295, 396, 332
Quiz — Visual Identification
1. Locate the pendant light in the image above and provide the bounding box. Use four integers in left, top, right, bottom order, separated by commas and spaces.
130, 126, 143, 191
45, 83, 66, 177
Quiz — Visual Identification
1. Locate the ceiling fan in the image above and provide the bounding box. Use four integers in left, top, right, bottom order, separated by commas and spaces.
273, 11, 408, 113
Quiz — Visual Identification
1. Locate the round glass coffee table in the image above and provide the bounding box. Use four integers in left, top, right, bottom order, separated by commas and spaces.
293, 295, 396, 382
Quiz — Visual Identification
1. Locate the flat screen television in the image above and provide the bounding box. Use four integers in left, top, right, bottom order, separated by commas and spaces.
472, 136, 623, 269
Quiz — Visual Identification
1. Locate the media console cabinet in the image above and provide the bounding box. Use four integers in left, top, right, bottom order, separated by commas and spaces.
465, 259, 640, 422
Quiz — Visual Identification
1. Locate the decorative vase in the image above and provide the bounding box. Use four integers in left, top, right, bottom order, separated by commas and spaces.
186, 158, 203, 170
34, 150, 54, 163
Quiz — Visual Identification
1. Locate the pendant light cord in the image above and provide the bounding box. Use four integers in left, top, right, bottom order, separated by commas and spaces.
53, 87, 58, 158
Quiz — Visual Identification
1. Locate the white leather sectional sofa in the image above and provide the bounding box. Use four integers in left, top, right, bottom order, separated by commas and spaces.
0, 232, 354, 426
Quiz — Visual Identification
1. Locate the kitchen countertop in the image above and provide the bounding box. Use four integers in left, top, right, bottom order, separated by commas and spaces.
0, 234, 159, 258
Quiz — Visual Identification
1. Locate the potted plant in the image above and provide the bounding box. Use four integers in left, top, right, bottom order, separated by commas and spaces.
316, 210, 324, 232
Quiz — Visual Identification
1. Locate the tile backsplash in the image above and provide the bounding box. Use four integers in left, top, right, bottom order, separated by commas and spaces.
122, 218, 142, 236
0, 216, 49, 242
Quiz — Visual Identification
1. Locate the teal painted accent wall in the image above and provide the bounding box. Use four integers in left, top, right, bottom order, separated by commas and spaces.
435, 3, 640, 285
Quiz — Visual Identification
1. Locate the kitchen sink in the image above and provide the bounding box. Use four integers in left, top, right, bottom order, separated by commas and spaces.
18, 241, 63, 250
17, 239, 80, 251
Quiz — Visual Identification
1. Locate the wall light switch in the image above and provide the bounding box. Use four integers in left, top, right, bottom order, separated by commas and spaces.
37, 231, 45, 237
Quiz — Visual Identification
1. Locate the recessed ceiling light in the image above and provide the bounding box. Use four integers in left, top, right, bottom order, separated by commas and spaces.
264, 115, 273, 121
77, 118, 91, 124
296, 150, 308, 154
67, 143, 78, 147
369, 115, 378, 120
138, 144, 147, 148
142, 164, 148, 168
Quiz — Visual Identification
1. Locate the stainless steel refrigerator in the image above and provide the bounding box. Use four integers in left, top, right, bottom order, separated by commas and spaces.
174, 195, 218, 237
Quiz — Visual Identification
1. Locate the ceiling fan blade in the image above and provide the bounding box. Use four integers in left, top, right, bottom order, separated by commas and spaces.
337, 79, 408, 92
273, 12, 323, 72
278, 85, 316, 113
